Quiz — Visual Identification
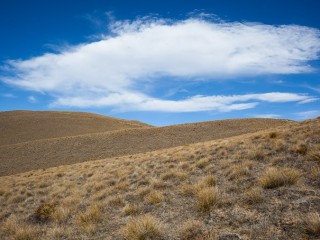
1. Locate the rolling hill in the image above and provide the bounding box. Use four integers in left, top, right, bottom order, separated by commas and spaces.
0, 116, 319, 239
0, 111, 291, 176
0, 110, 151, 146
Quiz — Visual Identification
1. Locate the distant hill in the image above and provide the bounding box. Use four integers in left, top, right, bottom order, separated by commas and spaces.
0, 110, 151, 146
0, 112, 291, 176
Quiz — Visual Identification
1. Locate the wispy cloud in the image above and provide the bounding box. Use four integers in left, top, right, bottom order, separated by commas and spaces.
28, 96, 37, 103
1, 93, 16, 98
253, 114, 281, 119
1, 17, 320, 112
52, 92, 314, 113
294, 110, 320, 119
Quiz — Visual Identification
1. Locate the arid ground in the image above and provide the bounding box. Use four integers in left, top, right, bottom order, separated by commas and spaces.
0, 111, 319, 240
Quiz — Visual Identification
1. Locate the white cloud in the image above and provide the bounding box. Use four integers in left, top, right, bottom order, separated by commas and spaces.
1, 93, 15, 98
1, 17, 320, 112
28, 96, 37, 103
253, 114, 281, 119
294, 110, 320, 119
51, 92, 314, 113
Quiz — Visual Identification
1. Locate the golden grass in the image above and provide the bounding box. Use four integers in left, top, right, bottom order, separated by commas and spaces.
123, 203, 140, 216
178, 219, 204, 240
303, 213, 320, 236
311, 167, 320, 180
258, 167, 301, 189
2, 216, 40, 240
75, 204, 102, 233
243, 187, 264, 205
121, 214, 165, 240
145, 190, 165, 204
0, 117, 319, 239
196, 187, 221, 213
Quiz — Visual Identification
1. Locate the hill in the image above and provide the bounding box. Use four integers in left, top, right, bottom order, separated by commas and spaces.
0, 110, 151, 146
0, 117, 319, 239
0, 116, 291, 176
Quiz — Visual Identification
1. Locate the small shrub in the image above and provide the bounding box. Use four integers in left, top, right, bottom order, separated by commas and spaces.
196, 187, 221, 213
35, 203, 56, 222
178, 219, 204, 239
259, 168, 301, 189
303, 213, 320, 236
121, 214, 165, 240
269, 132, 277, 139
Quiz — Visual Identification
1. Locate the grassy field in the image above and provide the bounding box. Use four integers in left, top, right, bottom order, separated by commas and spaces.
0, 115, 319, 239
0, 113, 290, 176
0, 110, 151, 146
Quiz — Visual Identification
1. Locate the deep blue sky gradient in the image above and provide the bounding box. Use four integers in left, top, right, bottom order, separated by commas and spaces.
0, 0, 319, 125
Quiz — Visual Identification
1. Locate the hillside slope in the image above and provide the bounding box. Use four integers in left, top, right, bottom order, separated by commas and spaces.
0, 118, 291, 176
0, 118, 319, 239
0, 110, 151, 146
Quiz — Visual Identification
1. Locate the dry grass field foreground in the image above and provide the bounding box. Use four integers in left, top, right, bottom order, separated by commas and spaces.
0, 113, 290, 176
0, 111, 151, 146
0, 117, 320, 239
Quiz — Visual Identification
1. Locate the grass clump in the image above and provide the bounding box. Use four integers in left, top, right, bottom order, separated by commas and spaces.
178, 219, 204, 239
259, 167, 301, 189
76, 204, 102, 233
121, 214, 165, 240
269, 132, 277, 139
35, 203, 56, 222
202, 175, 216, 187
243, 187, 264, 205
145, 191, 164, 204
3, 216, 40, 240
123, 204, 140, 216
303, 213, 320, 236
196, 187, 221, 213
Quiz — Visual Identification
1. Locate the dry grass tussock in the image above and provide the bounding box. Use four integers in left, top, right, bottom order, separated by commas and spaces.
0, 117, 320, 239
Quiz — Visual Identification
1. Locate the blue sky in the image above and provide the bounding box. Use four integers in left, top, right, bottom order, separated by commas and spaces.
0, 0, 319, 126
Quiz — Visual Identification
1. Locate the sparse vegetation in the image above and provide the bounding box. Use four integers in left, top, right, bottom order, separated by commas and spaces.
123, 203, 140, 216
35, 203, 56, 222
0, 113, 319, 239
259, 167, 301, 189
121, 215, 165, 240
145, 191, 165, 204
196, 187, 221, 213
178, 219, 204, 239
243, 187, 264, 204
303, 213, 320, 236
